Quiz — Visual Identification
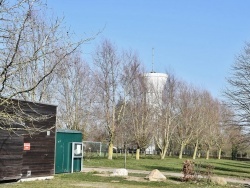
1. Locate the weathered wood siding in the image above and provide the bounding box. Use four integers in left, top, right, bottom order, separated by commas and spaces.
0, 132, 23, 181
22, 133, 55, 177
0, 99, 57, 181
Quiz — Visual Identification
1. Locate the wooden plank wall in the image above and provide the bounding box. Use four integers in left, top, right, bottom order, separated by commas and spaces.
20, 101, 57, 178
0, 132, 23, 181
0, 99, 57, 180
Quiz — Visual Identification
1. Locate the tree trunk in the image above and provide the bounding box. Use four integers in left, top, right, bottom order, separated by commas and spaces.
160, 142, 169, 159
231, 145, 238, 160
160, 148, 167, 160
218, 147, 222, 160
116, 148, 118, 158
206, 148, 210, 160
179, 142, 185, 159
136, 148, 140, 160
169, 151, 172, 156
198, 151, 201, 158
193, 140, 198, 160
108, 143, 113, 160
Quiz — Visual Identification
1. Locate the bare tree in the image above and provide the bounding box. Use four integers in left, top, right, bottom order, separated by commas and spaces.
0, 0, 89, 134
154, 73, 179, 159
93, 40, 121, 160
175, 82, 197, 159
126, 73, 153, 160
191, 90, 207, 160
223, 40, 250, 159
227, 125, 250, 160
114, 51, 142, 150
213, 103, 233, 159
201, 94, 220, 160
55, 53, 94, 137
225, 42, 250, 126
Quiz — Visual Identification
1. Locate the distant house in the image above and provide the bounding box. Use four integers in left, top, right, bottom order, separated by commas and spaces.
0, 99, 57, 181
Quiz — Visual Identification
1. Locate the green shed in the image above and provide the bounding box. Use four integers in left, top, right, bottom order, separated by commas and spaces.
55, 129, 83, 174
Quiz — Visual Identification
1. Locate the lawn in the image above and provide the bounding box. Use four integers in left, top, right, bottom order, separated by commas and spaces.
84, 155, 250, 179
0, 172, 244, 188
0, 155, 249, 188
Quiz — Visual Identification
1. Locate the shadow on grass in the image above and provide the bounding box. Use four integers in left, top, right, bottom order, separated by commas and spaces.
168, 176, 182, 182
145, 165, 181, 173
211, 161, 250, 170
197, 163, 250, 175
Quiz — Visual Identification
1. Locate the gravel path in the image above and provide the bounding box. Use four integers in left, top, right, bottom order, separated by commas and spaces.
82, 167, 250, 186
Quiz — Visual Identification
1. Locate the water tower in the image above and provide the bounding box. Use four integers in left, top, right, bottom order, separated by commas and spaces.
144, 48, 168, 106
144, 72, 168, 107
143, 48, 168, 154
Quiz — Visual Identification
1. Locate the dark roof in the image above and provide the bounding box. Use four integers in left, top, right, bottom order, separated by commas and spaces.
56, 129, 82, 134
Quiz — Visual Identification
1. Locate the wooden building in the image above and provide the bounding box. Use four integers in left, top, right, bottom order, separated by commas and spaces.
0, 99, 57, 181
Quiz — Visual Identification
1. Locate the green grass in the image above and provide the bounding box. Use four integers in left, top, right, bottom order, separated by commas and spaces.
0, 172, 243, 188
84, 155, 250, 179
0, 156, 249, 188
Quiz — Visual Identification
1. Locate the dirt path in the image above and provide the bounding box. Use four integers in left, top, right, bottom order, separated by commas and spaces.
82, 167, 250, 186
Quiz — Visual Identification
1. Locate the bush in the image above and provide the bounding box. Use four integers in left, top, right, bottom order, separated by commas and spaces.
182, 160, 195, 181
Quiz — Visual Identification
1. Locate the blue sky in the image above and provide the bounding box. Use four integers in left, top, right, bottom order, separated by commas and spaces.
46, 1, 250, 100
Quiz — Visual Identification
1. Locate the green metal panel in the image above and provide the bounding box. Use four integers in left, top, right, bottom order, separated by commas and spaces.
73, 158, 81, 172
55, 130, 82, 174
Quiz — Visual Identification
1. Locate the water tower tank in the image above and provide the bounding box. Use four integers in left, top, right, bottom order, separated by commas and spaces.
144, 72, 168, 106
